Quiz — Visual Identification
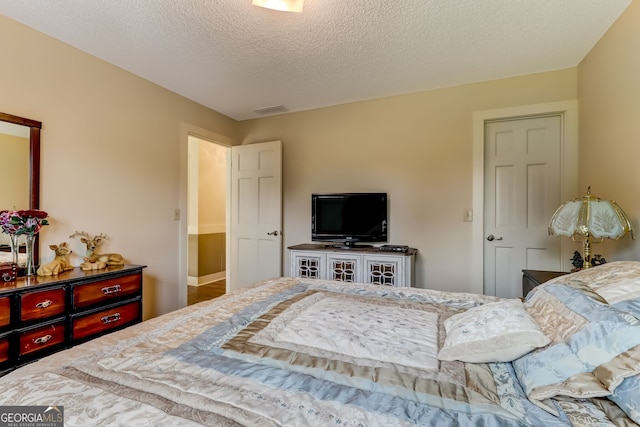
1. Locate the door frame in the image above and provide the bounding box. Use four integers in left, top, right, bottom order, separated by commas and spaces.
179, 122, 236, 308
470, 101, 579, 295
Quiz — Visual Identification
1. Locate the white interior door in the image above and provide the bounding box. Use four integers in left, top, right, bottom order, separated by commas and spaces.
484, 115, 562, 298
229, 140, 282, 291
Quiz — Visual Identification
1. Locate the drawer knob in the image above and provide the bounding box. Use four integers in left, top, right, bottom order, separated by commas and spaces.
35, 299, 53, 309
101, 313, 121, 324
101, 284, 122, 295
33, 334, 52, 345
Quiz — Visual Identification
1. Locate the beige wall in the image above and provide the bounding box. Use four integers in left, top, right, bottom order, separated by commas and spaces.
0, 15, 238, 319
578, 1, 640, 261
239, 70, 578, 293
187, 139, 226, 280
197, 141, 226, 278
198, 141, 227, 230
0, 133, 29, 246
0, 134, 29, 210
6, 2, 636, 315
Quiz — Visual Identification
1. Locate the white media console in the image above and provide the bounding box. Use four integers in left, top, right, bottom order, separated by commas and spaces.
288, 244, 417, 287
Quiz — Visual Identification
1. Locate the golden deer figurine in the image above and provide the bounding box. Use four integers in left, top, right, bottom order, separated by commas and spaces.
69, 231, 125, 270
36, 242, 75, 276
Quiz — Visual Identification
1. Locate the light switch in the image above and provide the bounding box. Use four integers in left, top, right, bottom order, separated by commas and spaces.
464, 209, 473, 222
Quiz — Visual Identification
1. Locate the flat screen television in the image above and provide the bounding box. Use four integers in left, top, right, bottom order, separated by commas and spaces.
311, 193, 387, 247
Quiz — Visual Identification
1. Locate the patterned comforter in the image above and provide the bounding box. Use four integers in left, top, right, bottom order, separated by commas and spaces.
2, 273, 638, 426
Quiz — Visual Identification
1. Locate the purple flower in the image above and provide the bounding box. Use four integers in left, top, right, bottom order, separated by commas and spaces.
0, 209, 49, 236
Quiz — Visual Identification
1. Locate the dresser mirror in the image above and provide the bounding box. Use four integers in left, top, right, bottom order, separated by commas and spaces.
0, 112, 42, 273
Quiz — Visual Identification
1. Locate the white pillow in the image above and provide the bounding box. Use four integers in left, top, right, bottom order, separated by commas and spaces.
438, 299, 550, 363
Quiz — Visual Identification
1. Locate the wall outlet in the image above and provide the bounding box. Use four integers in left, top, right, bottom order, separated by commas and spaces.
174, 208, 181, 221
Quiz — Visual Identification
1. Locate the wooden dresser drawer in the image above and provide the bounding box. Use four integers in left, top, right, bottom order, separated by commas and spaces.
72, 300, 140, 341
20, 287, 66, 322
19, 321, 65, 357
73, 273, 142, 310
0, 296, 11, 328
0, 334, 9, 364
0, 265, 144, 376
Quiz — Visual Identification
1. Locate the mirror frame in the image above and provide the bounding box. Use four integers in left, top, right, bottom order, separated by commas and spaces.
0, 112, 42, 268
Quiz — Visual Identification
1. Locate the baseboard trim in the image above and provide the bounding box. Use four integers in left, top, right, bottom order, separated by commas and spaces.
187, 271, 226, 287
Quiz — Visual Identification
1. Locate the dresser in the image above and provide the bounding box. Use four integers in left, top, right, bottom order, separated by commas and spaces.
288, 244, 416, 287
0, 264, 145, 375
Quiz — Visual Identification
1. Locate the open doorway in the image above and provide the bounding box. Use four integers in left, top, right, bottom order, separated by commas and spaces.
186, 135, 230, 305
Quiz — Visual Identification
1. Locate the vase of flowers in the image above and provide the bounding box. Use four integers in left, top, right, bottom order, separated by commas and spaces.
0, 210, 49, 276
23, 234, 37, 276
6, 234, 20, 266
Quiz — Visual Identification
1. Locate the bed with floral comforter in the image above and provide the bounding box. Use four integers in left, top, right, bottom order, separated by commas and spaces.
2, 262, 640, 426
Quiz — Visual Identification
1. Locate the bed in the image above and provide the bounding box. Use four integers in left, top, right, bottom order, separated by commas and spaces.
2, 261, 640, 426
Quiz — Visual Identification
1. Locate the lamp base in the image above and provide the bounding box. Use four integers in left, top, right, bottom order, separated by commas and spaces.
582, 237, 592, 269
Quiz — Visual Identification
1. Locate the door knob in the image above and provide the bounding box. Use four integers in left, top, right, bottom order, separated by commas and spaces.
486, 234, 503, 241
267, 231, 279, 236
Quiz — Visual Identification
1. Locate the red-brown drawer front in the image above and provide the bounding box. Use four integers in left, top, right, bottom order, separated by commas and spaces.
0, 296, 10, 328
73, 274, 141, 309
19, 322, 65, 357
72, 301, 140, 341
20, 287, 66, 322
0, 335, 9, 363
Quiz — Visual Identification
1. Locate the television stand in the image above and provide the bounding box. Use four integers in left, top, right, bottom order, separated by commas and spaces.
288, 244, 416, 287
329, 243, 373, 249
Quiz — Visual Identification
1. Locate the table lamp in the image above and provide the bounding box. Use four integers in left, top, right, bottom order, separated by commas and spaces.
548, 187, 635, 269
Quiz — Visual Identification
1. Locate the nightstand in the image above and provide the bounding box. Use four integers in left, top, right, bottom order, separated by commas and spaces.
522, 270, 568, 298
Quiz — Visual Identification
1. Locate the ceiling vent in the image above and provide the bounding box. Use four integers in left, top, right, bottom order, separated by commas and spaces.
253, 105, 289, 116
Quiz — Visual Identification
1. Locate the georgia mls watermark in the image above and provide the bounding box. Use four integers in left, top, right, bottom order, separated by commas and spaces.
0, 406, 63, 427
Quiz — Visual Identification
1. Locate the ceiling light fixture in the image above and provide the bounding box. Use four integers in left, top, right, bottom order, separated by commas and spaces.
252, 0, 304, 13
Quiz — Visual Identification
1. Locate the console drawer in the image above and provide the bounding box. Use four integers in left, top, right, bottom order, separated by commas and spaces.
72, 300, 140, 341
0, 296, 11, 328
0, 334, 9, 364
0, 265, 144, 376
18, 321, 65, 357
20, 287, 66, 322
72, 273, 142, 310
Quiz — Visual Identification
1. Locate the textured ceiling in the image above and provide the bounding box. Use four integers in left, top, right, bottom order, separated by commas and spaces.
0, 0, 631, 120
